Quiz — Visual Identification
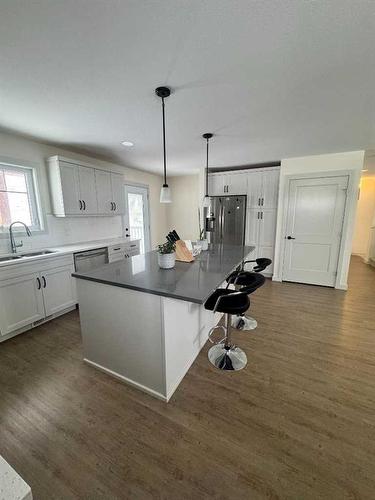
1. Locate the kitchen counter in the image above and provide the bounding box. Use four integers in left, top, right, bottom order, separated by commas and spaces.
0, 455, 32, 500
73, 244, 253, 304
0, 237, 139, 268
74, 244, 254, 401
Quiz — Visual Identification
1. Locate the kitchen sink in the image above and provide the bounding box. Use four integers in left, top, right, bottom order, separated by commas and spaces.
20, 250, 57, 257
0, 255, 22, 262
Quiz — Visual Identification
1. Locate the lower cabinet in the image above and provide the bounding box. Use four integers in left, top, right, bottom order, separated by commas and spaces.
42, 266, 77, 316
0, 257, 76, 339
0, 273, 45, 335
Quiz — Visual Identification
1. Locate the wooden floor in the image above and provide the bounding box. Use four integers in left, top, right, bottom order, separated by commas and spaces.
1, 256, 374, 499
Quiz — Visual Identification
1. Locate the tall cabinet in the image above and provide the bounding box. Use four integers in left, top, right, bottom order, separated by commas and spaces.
245, 168, 279, 274
208, 167, 280, 275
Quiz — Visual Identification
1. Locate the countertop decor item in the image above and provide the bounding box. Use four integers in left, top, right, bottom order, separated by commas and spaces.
157, 240, 176, 269
156, 86, 172, 203
202, 133, 213, 208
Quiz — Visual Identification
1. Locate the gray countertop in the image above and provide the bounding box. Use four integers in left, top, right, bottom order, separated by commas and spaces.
72, 244, 254, 304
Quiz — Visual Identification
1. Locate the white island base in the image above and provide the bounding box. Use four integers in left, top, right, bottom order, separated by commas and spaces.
77, 279, 221, 402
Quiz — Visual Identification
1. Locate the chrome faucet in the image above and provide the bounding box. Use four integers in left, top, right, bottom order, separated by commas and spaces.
9, 221, 32, 253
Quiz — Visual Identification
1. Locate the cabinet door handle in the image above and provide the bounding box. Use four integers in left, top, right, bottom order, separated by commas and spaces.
82, 200, 86, 210
261, 212, 263, 219
257, 211, 259, 219
261, 197, 264, 206
79, 200, 82, 210
36, 277, 41, 290
42, 276, 46, 288
114, 202, 117, 211
258, 198, 261, 206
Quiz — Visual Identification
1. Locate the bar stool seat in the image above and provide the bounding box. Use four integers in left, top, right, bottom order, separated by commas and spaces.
204, 288, 250, 315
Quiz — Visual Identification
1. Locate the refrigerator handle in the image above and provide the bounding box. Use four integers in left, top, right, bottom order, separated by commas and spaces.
221, 204, 225, 240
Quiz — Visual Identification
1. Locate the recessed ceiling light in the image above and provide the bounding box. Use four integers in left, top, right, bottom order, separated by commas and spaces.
121, 141, 134, 147
362, 169, 368, 172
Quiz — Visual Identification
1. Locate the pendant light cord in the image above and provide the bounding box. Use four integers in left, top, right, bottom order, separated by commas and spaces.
205, 136, 209, 196
162, 97, 167, 186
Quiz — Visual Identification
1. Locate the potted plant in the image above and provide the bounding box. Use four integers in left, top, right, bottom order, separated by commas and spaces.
197, 209, 208, 250
157, 240, 176, 269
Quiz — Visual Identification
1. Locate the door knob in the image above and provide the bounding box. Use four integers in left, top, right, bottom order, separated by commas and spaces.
286, 236, 295, 240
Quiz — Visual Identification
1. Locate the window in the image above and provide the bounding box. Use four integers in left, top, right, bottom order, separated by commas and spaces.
0, 163, 41, 231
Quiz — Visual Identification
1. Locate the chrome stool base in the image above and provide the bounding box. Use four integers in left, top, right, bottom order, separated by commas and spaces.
208, 344, 247, 371
232, 315, 257, 331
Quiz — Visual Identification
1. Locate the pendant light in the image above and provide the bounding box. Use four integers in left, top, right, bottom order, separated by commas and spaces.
155, 86, 172, 203
202, 133, 213, 207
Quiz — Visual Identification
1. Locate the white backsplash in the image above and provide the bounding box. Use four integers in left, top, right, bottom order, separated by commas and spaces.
0, 215, 123, 255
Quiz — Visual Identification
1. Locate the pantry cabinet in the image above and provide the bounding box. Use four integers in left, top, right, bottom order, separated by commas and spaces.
48, 156, 125, 217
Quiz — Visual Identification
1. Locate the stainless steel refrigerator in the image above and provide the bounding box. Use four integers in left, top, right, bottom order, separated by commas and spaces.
206, 196, 247, 245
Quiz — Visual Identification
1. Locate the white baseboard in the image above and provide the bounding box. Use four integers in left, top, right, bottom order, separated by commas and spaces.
83, 358, 168, 402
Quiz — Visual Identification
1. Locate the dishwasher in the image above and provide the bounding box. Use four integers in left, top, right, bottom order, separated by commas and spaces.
74, 247, 109, 272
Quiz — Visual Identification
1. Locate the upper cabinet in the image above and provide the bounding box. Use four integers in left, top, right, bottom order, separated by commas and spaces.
208, 172, 247, 196
48, 156, 125, 217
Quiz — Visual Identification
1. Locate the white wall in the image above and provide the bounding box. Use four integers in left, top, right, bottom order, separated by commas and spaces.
352, 176, 375, 260
166, 174, 200, 241
0, 131, 168, 254
273, 151, 365, 289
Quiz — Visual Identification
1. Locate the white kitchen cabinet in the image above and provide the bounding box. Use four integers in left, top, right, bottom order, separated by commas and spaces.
111, 173, 125, 214
247, 168, 279, 209
226, 172, 247, 195
261, 169, 280, 209
0, 273, 45, 336
94, 170, 125, 215
58, 161, 81, 215
95, 170, 113, 214
0, 255, 76, 341
208, 173, 225, 196
48, 155, 125, 217
42, 266, 77, 316
259, 209, 277, 247
245, 209, 260, 248
208, 172, 248, 196
246, 170, 263, 208
79, 166, 98, 214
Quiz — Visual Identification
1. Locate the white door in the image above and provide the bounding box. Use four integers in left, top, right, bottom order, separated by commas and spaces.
111, 173, 125, 215
60, 162, 81, 215
95, 170, 112, 214
78, 166, 98, 214
246, 170, 263, 209
42, 266, 77, 317
124, 185, 151, 254
0, 273, 45, 335
283, 175, 348, 286
208, 174, 225, 196
227, 172, 247, 195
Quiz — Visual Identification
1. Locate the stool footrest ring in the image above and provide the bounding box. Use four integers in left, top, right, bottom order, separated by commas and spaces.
208, 325, 226, 344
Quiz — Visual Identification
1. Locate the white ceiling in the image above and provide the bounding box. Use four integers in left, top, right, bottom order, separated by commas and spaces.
0, 0, 374, 175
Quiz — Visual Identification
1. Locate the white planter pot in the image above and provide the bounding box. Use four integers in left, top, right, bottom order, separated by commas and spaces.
158, 252, 176, 269
197, 239, 208, 251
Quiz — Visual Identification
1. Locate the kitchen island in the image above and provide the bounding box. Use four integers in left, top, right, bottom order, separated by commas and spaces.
73, 244, 253, 401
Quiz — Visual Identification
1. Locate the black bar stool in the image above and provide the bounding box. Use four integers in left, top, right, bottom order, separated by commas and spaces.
204, 288, 249, 371
226, 258, 272, 330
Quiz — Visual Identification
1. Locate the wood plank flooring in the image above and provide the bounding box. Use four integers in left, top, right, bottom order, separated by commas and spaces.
0, 256, 374, 499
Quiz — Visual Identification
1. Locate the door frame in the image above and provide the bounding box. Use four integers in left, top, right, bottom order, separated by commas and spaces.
123, 182, 151, 253
273, 169, 360, 290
